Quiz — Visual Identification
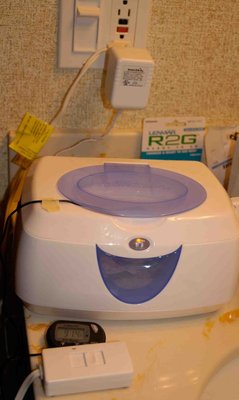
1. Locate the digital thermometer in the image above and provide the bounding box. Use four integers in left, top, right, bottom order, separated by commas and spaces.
46, 320, 106, 347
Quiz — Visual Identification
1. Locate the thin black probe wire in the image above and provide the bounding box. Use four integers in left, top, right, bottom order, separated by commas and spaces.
0, 199, 75, 249
0, 199, 76, 367
0, 201, 41, 248
0, 199, 76, 288
0, 200, 55, 396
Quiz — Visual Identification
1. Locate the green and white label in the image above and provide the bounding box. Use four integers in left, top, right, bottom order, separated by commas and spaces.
141, 117, 205, 161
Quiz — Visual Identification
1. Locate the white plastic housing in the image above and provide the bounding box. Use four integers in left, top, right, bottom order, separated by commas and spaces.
104, 46, 154, 109
42, 342, 133, 396
15, 157, 239, 320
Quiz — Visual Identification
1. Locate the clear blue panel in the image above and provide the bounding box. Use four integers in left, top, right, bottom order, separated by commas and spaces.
96, 245, 182, 304
57, 163, 207, 217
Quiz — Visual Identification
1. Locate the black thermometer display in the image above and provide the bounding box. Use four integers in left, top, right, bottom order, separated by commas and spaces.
46, 320, 106, 348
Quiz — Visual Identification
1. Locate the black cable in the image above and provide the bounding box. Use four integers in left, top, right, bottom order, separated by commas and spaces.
0, 200, 41, 251
0, 198, 76, 303
0, 199, 75, 250
1, 353, 42, 370
0, 198, 77, 293
0, 198, 76, 399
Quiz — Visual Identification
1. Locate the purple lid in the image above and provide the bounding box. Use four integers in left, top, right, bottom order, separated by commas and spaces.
57, 163, 207, 217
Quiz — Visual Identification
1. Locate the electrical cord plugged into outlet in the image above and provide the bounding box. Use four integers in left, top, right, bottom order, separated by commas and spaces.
15, 342, 133, 399
49, 34, 153, 154
59, 0, 152, 68
48, 1, 154, 155
7, 2, 153, 159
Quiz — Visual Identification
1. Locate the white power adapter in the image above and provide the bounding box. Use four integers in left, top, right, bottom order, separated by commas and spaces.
104, 45, 154, 109
42, 341, 133, 396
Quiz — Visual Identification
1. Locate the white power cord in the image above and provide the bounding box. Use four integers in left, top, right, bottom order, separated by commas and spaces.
54, 109, 122, 156
50, 46, 108, 127
15, 368, 41, 400
49, 44, 123, 156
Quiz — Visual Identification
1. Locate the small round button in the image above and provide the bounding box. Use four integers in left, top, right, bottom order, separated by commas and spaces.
129, 238, 150, 251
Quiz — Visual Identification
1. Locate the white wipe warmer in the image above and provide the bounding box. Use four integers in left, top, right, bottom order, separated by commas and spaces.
14, 156, 239, 320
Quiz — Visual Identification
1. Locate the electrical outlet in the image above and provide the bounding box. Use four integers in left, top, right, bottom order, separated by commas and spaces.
110, 0, 139, 44
58, 0, 152, 68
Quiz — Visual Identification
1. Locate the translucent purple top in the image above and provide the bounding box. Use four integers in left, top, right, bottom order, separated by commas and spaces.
57, 163, 207, 217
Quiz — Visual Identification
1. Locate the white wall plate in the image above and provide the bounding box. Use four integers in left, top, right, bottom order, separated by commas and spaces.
58, 0, 152, 68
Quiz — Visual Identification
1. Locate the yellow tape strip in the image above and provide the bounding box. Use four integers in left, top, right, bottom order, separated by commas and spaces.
41, 199, 60, 213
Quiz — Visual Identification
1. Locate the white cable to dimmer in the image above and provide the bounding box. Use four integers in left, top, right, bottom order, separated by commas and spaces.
15, 342, 133, 399
104, 45, 154, 109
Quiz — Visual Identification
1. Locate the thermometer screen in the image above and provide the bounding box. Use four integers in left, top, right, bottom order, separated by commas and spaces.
55, 326, 87, 342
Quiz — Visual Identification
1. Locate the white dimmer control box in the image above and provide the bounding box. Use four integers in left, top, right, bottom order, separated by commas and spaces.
42, 342, 133, 396
104, 46, 154, 109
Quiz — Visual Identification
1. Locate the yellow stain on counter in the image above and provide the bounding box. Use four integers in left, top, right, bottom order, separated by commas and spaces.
202, 319, 216, 338
219, 309, 239, 323
202, 308, 239, 337
30, 344, 42, 354
148, 341, 162, 355
136, 373, 145, 382
28, 323, 50, 331
134, 373, 145, 385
